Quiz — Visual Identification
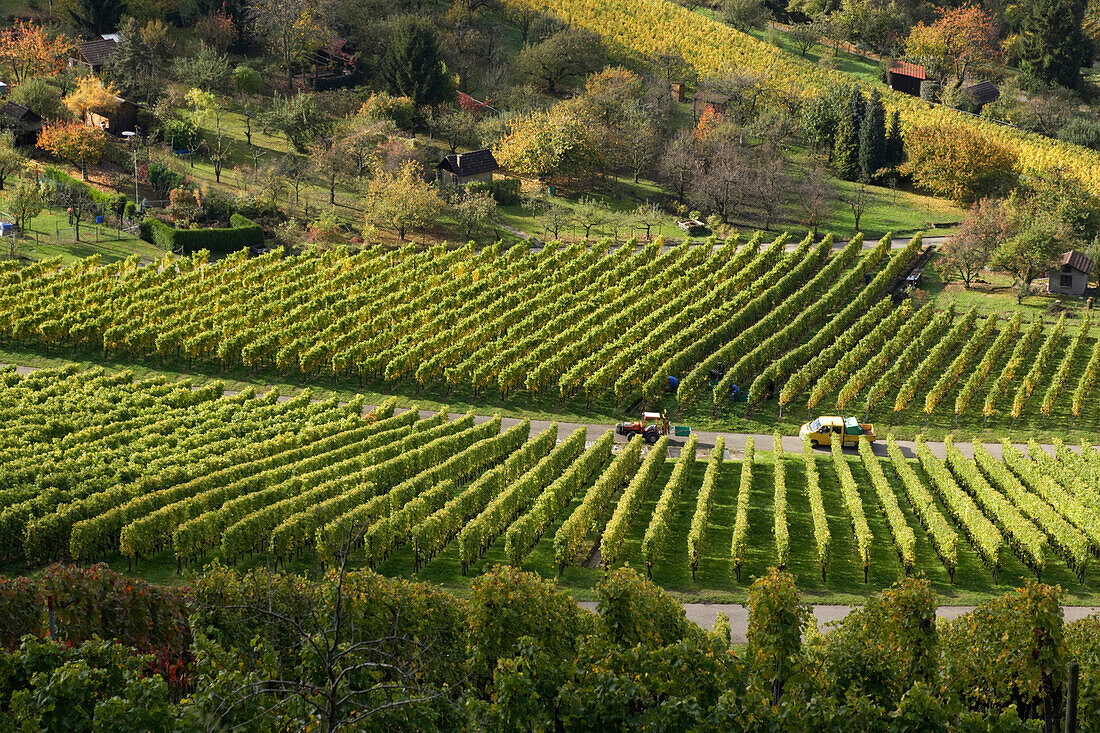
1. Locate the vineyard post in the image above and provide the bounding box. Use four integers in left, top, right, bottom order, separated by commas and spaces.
46, 594, 55, 638
1066, 661, 1079, 733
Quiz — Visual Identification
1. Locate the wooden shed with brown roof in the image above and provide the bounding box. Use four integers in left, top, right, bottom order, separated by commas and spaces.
84, 97, 138, 136
887, 62, 926, 97
962, 81, 1000, 107
0, 101, 42, 145
70, 38, 119, 72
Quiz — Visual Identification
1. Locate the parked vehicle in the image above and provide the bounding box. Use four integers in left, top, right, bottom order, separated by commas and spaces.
799, 416, 876, 447
616, 411, 691, 444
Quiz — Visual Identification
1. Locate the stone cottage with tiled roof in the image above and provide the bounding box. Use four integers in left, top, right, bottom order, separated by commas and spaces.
1049, 250, 1093, 297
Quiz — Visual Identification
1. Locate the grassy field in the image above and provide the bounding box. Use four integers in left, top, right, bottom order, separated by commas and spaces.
750, 32, 881, 83
0, 185, 164, 265
923, 262, 1096, 320
18, 448, 1097, 606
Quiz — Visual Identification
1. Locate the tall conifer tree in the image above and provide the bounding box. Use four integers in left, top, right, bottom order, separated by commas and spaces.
859, 88, 887, 182
383, 17, 454, 109
833, 86, 863, 180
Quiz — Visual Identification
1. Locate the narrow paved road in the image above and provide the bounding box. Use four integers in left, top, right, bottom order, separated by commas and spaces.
577, 602, 1100, 643
1, 362, 1079, 460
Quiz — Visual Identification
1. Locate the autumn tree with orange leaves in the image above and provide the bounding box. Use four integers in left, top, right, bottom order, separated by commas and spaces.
37, 121, 105, 181
904, 5, 1000, 89
0, 21, 73, 85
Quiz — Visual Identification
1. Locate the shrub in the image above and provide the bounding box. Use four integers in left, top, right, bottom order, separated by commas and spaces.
467, 565, 589, 689
0, 575, 42, 649
1058, 117, 1100, 151
0, 636, 175, 731
938, 581, 1065, 722
360, 92, 416, 130
1066, 614, 1100, 732
596, 566, 698, 648
746, 567, 807, 704
145, 161, 184, 199
42, 166, 126, 208
818, 576, 938, 706
900, 123, 1018, 203
466, 177, 522, 206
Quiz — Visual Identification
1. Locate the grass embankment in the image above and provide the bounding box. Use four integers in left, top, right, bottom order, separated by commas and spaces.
0, 187, 164, 265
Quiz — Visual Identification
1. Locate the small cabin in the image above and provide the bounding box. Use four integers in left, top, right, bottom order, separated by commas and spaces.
436, 149, 499, 186
0, 101, 42, 145
691, 91, 729, 120
887, 62, 926, 97
1048, 251, 1093, 297
85, 97, 138, 135
70, 38, 119, 73
962, 81, 1000, 108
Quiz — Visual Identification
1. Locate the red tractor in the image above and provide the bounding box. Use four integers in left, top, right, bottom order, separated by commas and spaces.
615, 411, 690, 444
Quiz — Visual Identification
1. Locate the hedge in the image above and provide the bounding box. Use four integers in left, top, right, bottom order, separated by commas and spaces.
467, 178, 521, 206
139, 212, 264, 254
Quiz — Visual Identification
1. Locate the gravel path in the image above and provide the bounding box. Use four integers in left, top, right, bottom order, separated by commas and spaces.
577, 602, 1100, 643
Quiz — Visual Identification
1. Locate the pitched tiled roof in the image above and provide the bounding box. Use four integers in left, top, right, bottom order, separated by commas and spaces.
78, 39, 118, 65
0, 101, 39, 122
888, 62, 927, 80
1060, 250, 1094, 274
963, 81, 1000, 105
437, 149, 499, 177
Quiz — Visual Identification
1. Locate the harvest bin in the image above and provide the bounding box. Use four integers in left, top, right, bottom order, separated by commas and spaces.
674, 425, 691, 436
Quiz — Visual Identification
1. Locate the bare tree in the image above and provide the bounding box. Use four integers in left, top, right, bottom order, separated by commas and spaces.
633, 202, 665, 241
751, 147, 792, 231
501, 2, 539, 43
842, 184, 870, 234
574, 197, 614, 240
937, 198, 1008, 287
52, 182, 95, 240
648, 45, 696, 86
796, 163, 835, 238
206, 124, 233, 184
528, 198, 572, 240
656, 130, 697, 205
619, 111, 661, 184
788, 20, 824, 56
278, 154, 311, 208
690, 140, 752, 224
700, 71, 766, 127
309, 137, 346, 206
248, 0, 332, 91
201, 522, 457, 733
